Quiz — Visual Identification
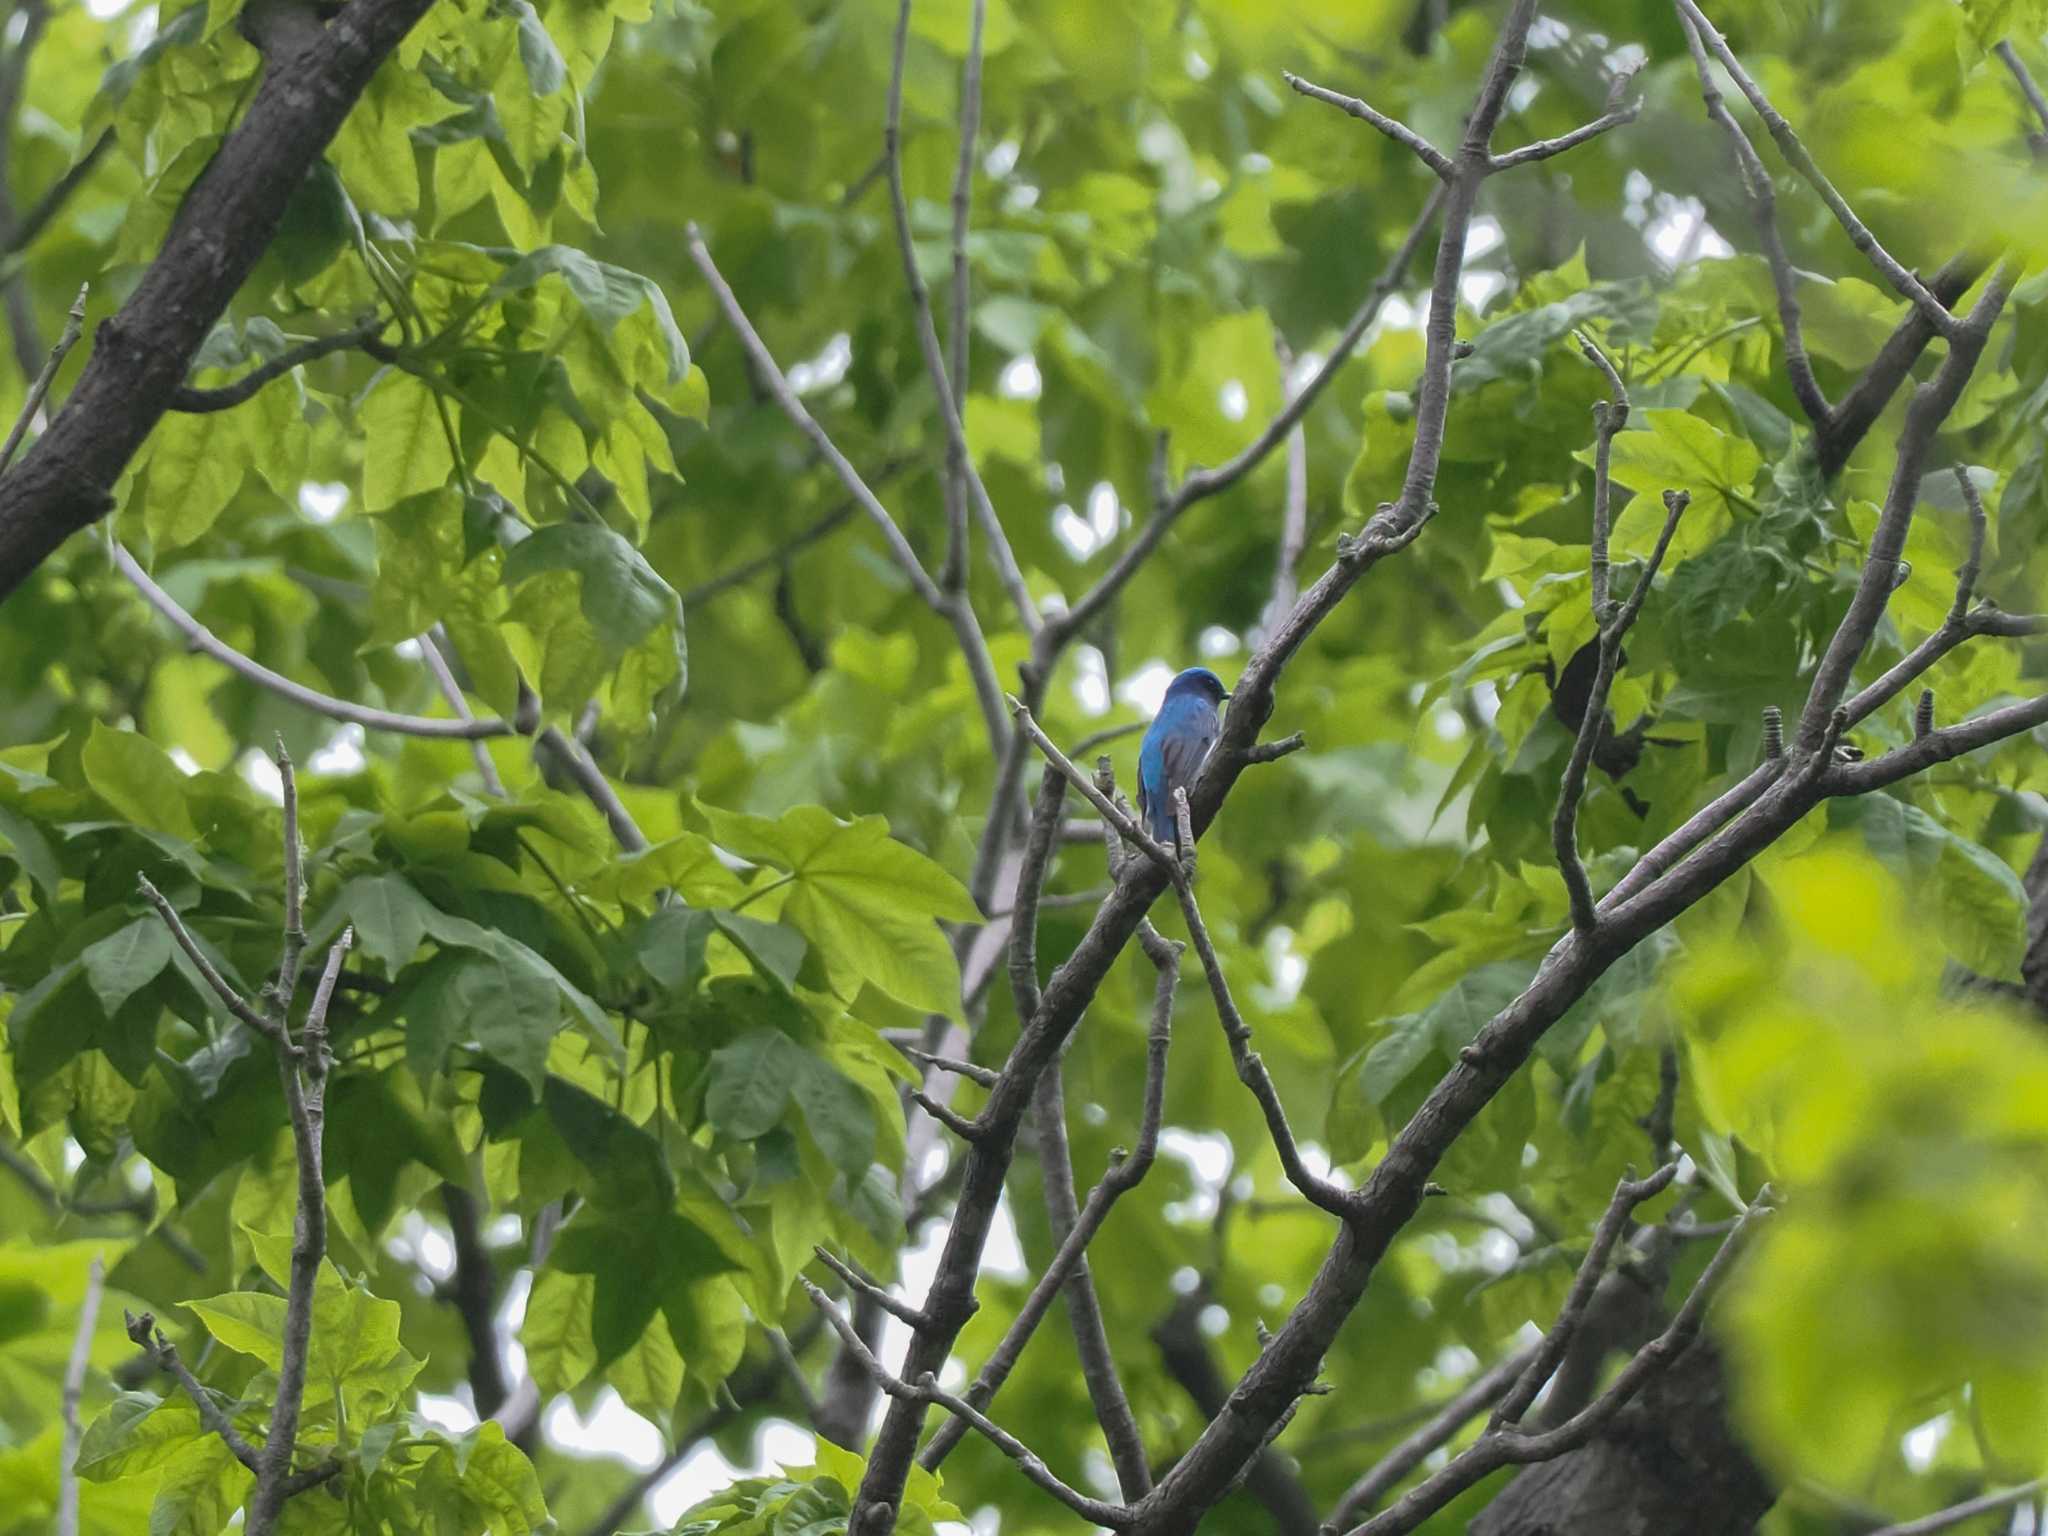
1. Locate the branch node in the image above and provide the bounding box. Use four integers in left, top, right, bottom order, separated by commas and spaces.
1914, 688, 1935, 740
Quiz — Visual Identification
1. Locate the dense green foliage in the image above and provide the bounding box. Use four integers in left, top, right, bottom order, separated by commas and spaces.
4, 0, 2048, 1532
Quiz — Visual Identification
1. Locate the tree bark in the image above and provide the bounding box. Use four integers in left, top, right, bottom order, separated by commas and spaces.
1468, 1342, 1773, 1536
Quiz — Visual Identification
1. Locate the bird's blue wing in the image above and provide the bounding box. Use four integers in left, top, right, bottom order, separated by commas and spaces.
1154, 706, 1218, 841
1137, 725, 1170, 841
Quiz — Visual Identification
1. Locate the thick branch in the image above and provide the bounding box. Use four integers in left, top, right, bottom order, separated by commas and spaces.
0, 0, 444, 601
1007, 768, 1069, 1020
1821, 256, 1984, 479
111, 543, 519, 740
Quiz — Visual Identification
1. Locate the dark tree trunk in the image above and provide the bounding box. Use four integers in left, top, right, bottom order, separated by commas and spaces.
1468, 1342, 1773, 1536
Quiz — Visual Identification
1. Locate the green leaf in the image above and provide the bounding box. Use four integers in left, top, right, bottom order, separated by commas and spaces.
790, 1054, 876, 1177
501, 522, 682, 661
362, 372, 456, 513
185, 1289, 287, 1368
336, 871, 432, 972
636, 905, 713, 992
149, 1436, 253, 1536
76, 1393, 205, 1482
703, 806, 977, 1015
80, 918, 173, 1018
706, 1028, 803, 1141
0, 803, 60, 898
82, 723, 198, 841
140, 409, 247, 548
1600, 409, 1760, 546
506, 0, 567, 94
711, 911, 807, 993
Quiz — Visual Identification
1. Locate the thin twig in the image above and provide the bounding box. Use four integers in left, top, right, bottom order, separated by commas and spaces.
6, 129, 113, 258
1490, 1163, 1679, 1430
1007, 768, 1069, 1021
1796, 271, 2012, 753
536, 726, 647, 853
1009, 700, 1179, 876
1283, 72, 1454, 178
168, 318, 390, 411
136, 875, 281, 1041
1172, 790, 1354, 1218
814, 1247, 929, 1330
921, 928, 1179, 1470
1489, 99, 1642, 171
125, 1310, 263, 1472
55, 1254, 105, 1536
1033, 1059, 1153, 1498
1674, 0, 1960, 335
1996, 41, 2048, 144
1674, 5, 1830, 430
420, 629, 507, 796
803, 1279, 1134, 1527
883, 0, 1037, 630
1323, 1347, 1535, 1527
940, 0, 986, 592
901, 1046, 1000, 1088
1575, 332, 1629, 623
0, 283, 85, 480
110, 543, 518, 740
1865, 1479, 2048, 1536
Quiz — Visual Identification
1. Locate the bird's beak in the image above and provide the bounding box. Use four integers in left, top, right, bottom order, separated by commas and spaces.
1221, 690, 1233, 701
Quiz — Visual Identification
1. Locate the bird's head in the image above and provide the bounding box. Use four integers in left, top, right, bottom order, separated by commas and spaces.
1165, 667, 1231, 707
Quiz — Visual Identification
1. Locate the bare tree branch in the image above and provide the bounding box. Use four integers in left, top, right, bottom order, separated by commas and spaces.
167, 317, 391, 412
1007, 768, 1069, 1019
1283, 72, 1454, 178
804, 1278, 1134, 1527
1489, 95, 1643, 171
941, 0, 986, 592
1796, 270, 2012, 752
1033, 1060, 1153, 1498
1674, 0, 1962, 336
5, 129, 112, 260
884, 0, 1037, 631
1675, 6, 1830, 430
124, 1310, 264, 1474
536, 726, 647, 853
1325, 1347, 1536, 1527
921, 926, 1179, 1470
685, 225, 1013, 757
814, 1246, 929, 1330
420, 629, 508, 797
1490, 1164, 1679, 1430
0, 283, 84, 480
1998, 39, 2048, 147
1821, 256, 1983, 479
1170, 789, 1353, 1218
110, 541, 520, 741
55, 1254, 105, 1536
1865, 1479, 2048, 1536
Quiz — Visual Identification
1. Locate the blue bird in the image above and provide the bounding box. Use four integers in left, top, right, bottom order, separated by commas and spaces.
1137, 667, 1231, 848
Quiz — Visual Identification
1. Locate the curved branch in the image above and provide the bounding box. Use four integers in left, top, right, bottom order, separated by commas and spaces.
168, 318, 390, 412
110, 542, 520, 741
1283, 71, 1454, 178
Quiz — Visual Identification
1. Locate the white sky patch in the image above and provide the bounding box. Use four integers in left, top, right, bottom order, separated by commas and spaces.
1433, 706, 1466, 742
1198, 625, 1239, 658
1528, 15, 1570, 47
548, 1389, 665, 1471
1901, 1412, 1951, 1472
1460, 270, 1508, 312
1241, 151, 1272, 174
1118, 660, 1177, 717
309, 723, 367, 776
788, 332, 852, 396
1002, 183, 1040, 214
168, 747, 201, 776
998, 354, 1041, 400
1071, 645, 1111, 715
500, 1269, 531, 1382
1465, 216, 1504, 260
1219, 379, 1249, 421
1185, 48, 1212, 81
984, 139, 1020, 178
417, 1393, 479, 1433
299, 482, 348, 524
1381, 295, 1419, 332
1198, 1304, 1229, 1338
1288, 350, 1325, 393
1646, 198, 1734, 266
1258, 926, 1306, 1008
1161, 1127, 1233, 1221
394, 637, 423, 661
1507, 77, 1540, 114
1087, 480, 1121, 545
1053, 503, 1097, 558
240, 749, 285, 802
